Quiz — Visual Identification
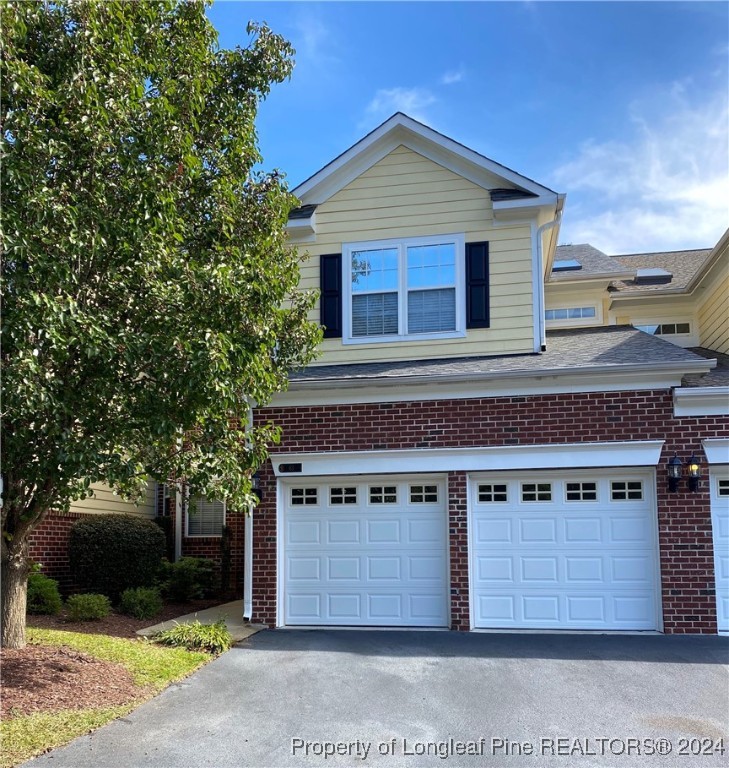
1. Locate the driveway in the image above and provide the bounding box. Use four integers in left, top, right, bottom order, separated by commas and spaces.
27, 631, 729, 767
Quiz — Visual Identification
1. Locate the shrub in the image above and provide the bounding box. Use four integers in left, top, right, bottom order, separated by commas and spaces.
69, 514, 166, 601
151, 619, 232, 654
120, 587, 164, 620
66, 593, 111, 621
27, 572, 63, 615
160, 557, 216, 602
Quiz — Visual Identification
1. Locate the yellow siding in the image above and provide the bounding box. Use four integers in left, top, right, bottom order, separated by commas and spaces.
699, 274, 729, 354
70, 481, 156, 518
297, 145, 536, 365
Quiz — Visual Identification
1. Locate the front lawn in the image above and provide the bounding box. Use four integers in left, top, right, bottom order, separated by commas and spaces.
1, 628, 210, 767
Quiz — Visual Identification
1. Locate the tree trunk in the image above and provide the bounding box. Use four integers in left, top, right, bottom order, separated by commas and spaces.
1, 537, 29, 648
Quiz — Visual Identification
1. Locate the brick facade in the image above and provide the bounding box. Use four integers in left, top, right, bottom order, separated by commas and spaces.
28, 511, 87, 593
251, 387, 727, 633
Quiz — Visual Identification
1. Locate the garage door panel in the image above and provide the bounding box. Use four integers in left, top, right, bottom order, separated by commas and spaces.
284, 477, 448, 627
711, 473, 729, 633
471, 472, 659, 630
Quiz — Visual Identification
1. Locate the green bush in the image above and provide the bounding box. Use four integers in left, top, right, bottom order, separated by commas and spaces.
151, 619, 232, 654
120, 587, 164, 620
69, 514, 166, 601
66, 593, 111, 621
161, 557, 216, 602
27, 572, 63, 615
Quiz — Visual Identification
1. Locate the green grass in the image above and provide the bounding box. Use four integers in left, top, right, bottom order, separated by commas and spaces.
1, 629, 211, 767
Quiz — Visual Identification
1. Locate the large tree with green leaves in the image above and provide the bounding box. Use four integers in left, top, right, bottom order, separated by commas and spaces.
1, 0, 321, 647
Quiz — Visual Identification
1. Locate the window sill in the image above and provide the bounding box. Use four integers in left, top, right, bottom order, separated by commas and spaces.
342, 329, 466, 345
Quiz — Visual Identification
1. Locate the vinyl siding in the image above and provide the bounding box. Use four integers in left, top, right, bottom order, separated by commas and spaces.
296, 145, 536, 365
69, 481, 156, 518
699, 273, 729, 353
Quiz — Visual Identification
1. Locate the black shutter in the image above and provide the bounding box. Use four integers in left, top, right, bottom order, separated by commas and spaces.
466, 241, 490, 329
320, 253, 342, 338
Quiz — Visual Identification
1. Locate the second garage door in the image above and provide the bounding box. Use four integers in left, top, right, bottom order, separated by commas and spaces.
283, 476, 448, 627
469, 470, 660, 630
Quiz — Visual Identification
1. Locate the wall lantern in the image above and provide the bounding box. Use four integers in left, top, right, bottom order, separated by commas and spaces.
251, 471, 262, 502
667, 453, 683, 493
687, 454, 701, 493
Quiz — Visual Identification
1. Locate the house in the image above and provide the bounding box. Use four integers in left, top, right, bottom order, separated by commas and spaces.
29, 113, 729, 634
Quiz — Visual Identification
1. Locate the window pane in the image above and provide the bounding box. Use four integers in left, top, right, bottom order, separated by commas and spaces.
676, 323, 690, 334
582, 306, 596, 318
407, 243, 455, 288
352, 292, 398, 336
634, 324, 660, 335
407, 288, 456, 333
187, 497, 225, 536
351, 248, 398, 293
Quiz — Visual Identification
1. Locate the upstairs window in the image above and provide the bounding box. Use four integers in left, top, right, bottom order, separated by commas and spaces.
545, 305, 599, 327
343, 235, 465, 343
633, 322, 691, 336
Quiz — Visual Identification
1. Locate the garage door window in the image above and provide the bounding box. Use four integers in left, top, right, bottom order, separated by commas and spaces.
291, 488, 318, 505
521, 482, 552, 502
718, 480, 729, 497
565, 482, 597, 501
478, 483, 508, 502
330, 487, 357, 504
370, 486, 397, 504
410, 485, 438, 503
610, 480, 643, 500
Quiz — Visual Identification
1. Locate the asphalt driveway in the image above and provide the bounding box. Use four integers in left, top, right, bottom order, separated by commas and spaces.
27, 630, 729, 767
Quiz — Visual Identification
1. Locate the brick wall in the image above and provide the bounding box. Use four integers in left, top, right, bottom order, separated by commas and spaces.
252, 388, 728, 633
28, 512, 86, 593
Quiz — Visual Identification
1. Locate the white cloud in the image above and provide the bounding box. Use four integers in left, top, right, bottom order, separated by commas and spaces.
552, 86, 729, 253
440, 68, 465, 86
363, 87, 437, 126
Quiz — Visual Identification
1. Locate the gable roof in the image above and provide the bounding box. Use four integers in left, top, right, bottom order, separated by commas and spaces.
291, 113, 562, 209
551, 244, 634, 282
610, 248, 713, 294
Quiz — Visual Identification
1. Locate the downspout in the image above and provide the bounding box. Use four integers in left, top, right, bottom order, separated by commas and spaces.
174, 485, 183, 562
535, 201, 564, 350
243, 399, 254, 621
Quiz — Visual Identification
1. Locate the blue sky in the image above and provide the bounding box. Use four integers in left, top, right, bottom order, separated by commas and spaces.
207, 1, 728, 254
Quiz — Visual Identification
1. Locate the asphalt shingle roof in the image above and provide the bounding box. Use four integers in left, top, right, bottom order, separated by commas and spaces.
610, 249, 712, 293
551, 244, 631, 280
682, 348, 729, 388
289, 326, 712, 385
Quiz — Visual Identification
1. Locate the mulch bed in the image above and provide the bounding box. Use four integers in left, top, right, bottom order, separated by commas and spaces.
1, 644, 148, 719
26, 599, 223, 638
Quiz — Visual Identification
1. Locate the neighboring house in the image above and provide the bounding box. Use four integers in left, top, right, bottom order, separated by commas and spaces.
28, 113, 728, 634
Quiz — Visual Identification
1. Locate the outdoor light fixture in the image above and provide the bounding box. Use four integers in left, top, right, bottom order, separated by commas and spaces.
667, 453, 683, 494
687, 454, 701, 493
251, 471, 262, 502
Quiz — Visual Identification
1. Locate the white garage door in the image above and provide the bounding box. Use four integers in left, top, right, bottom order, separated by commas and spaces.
283, 476, 448, 627
710, 472, 729, 634
470, 470, 660, 630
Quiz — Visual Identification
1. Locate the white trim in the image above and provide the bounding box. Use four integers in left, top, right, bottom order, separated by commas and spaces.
276, 478, 284, 628
174, 485, 183, 562
674, 388, 729, 417
269, 369, 694, 408
465, 467, 663, 632
285, 212, 316, 237
342, 233, 465, 345
293, 114, 558, 205
271, 441, 665, 478
243, 510, 253, 620
702, 439, 729, 465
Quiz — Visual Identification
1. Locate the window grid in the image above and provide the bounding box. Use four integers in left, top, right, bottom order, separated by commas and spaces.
291, 488, 318, 506
330, 487, 357, 505
610, 481, 643, 501
545, 306, 597, 321
565, 481, 598, 501
718, 479, 729, 497
521, 483, 552, 502
370, 486, 397, 504
478, 483, 508, 503
410, 485, 438, 503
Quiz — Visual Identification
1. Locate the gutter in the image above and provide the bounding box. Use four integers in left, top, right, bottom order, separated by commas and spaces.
535, 198, 565, 349
243, 400, 254, 622
286, 358, 715, 391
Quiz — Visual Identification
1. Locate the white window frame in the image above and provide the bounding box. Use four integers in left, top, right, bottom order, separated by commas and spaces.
544, 302, 601, 328
185, 495, 226, 538
342, 233, 466, 344
631, 318, 694, 337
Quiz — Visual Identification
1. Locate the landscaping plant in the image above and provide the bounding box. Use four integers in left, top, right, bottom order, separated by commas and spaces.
26, 570, 62, 616
119, 587, 164, 620
161, 557, 217, 602
66, 594, 111, 622
152, 619, 233, 655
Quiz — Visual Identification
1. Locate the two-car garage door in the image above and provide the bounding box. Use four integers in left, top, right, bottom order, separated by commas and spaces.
470, 471, 660, 630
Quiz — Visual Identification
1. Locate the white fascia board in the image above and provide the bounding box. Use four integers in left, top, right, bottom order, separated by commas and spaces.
271, 440, 666, 478
293, 114, 557, 205
674, 387, 729, 417
492, 196, 559, 214
702, 438, 729, 465
269, 368, 693, 408
551, 271, 636, 284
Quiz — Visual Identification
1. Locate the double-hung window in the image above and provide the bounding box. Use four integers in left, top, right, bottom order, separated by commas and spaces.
186, 496, 226, 537
343, 234, 465, 343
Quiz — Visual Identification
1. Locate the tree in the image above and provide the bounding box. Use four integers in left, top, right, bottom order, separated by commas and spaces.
0, 0, 321, 648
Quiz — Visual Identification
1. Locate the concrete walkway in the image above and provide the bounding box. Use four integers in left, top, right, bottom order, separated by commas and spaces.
136, 600, 263, 643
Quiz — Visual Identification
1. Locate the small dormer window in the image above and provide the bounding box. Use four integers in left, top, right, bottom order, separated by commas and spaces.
635, 268, 673, 285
